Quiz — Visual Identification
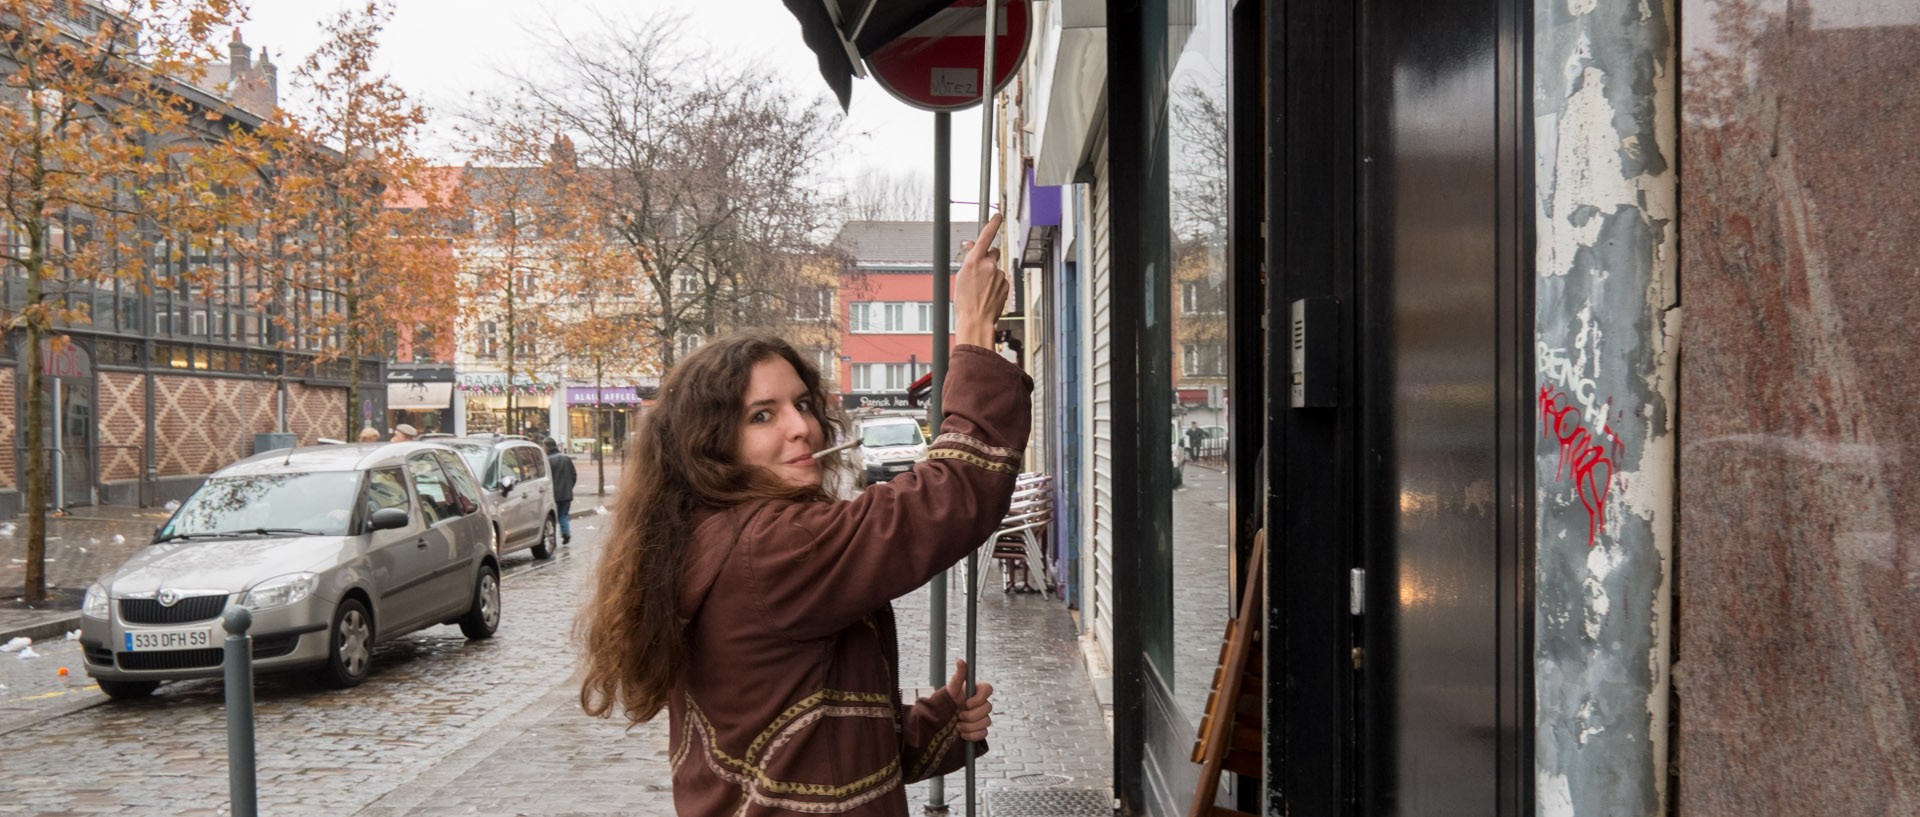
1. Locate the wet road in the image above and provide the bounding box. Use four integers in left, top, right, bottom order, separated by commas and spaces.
0, 517, 620, 816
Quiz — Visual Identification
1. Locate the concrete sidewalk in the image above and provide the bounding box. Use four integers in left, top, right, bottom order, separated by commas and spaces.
0, 454, 620, 644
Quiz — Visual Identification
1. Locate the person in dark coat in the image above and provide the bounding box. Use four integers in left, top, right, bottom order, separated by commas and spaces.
544, 437, 578, 543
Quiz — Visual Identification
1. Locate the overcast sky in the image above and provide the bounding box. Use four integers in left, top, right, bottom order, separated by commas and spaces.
230, 0, 992, 220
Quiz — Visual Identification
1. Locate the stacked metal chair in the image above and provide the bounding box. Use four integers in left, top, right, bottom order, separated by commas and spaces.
976, 473, 1055, 597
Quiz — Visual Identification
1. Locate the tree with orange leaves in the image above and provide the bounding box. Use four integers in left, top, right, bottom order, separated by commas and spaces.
230, 1, 456, 439
0, 0, 253, 603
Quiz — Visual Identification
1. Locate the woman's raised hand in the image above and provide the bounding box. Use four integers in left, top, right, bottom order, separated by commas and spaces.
954, 214, 1009, 350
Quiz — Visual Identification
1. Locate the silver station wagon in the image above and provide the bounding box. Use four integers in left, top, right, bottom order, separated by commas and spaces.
79, 443, 502, 699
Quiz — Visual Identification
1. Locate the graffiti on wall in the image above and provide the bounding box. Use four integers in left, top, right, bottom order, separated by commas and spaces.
1538, 385, 1621, 546
1538, 342, 1625, 547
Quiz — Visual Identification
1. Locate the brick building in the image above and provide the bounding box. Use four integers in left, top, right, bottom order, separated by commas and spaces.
2, 29, 373, 516
830, 220, 978, 411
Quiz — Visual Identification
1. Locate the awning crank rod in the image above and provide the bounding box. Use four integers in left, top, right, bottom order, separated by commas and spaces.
963, 1, 998, 816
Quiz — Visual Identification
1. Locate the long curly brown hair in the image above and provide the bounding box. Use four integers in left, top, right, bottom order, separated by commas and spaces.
576, 334, 849, 726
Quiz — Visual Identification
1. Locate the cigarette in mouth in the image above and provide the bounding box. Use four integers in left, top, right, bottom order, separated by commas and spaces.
812, 439, 860, 460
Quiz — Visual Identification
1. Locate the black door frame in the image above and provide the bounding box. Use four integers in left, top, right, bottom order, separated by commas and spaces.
1257, 0, 1536, 814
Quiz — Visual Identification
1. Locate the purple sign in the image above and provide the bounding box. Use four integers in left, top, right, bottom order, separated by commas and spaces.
566, 386, 642, 405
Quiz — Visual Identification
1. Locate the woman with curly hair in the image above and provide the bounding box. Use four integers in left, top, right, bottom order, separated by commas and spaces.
578, 216, 1026, 816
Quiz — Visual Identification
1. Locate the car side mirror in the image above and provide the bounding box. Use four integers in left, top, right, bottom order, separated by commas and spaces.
368, 507, 410, 531
498, 475, 517, 496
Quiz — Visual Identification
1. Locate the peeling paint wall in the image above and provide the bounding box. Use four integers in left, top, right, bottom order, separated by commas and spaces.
1532, 1, 1678, 815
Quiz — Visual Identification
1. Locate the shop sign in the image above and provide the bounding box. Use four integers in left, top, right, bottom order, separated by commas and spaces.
457, 373, 551, 395
40, 338, 91, 379
842, 392, 917, 410
566, 386, 643, 405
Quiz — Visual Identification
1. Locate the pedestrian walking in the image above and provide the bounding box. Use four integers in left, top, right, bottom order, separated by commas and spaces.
392, 423, 418, 442
358, 426, 380, 442
577, 216, 1022, 817
1185, 421, 1205, 461
544, 438, 577, 544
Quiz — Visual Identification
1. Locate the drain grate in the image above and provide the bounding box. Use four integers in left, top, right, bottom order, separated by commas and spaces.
1005, 773, 1071, 787
986, 788, 1112, 817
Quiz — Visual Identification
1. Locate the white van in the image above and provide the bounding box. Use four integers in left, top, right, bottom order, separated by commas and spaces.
855, 415, 929, 483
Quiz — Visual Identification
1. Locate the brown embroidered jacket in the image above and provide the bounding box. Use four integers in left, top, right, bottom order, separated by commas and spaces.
669, 345, 1034, 816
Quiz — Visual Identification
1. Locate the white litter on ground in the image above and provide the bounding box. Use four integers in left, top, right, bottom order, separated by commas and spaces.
16, 646, 39, 660
163, 500, 182, 511
594, 506, 611, 515
1, 637, 30, 652
0, 523, 14, 537
111, 534, 125, 544
65, 630, 81, 641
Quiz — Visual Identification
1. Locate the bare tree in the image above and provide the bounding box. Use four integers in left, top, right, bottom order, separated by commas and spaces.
841, 169, 933, 222
509, 12, 844, 369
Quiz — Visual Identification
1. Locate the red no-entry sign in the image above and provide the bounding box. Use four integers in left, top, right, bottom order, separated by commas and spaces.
865, 0, 1032, 112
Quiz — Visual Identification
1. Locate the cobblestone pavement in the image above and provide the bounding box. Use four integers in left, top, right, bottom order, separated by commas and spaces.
0, 527, 599, 816
358, 554, 1113, 816
1172, 464, 1235, 725
0, 497, 1112, 816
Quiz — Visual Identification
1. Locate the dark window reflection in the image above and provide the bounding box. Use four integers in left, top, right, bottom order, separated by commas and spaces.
162, 472, 361, 537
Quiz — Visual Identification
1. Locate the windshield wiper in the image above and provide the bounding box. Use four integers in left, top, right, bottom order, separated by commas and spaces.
214, 527, 328, 538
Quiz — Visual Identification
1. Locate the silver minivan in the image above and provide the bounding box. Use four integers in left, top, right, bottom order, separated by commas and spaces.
79, 443, 501, 698
436, 436, 560, 559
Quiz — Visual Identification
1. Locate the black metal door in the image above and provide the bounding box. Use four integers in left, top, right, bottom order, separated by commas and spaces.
1266, 0, 1531, 814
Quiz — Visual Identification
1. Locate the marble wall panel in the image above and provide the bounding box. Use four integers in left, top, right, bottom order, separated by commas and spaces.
1677, 2, 1920, 814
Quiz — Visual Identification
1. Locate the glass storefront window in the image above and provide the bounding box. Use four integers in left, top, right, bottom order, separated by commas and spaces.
1158, 0, 1234, 726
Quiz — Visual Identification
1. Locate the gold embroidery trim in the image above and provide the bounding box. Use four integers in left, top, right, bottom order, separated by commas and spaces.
909, 715, 960, 781
927, 449, 1020, 474
746, 689, 892, 766
933, 432, 1020, 461
682, 692, 905, 800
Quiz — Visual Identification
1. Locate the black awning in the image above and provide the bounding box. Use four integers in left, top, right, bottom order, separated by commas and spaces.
782, 0, 960, 109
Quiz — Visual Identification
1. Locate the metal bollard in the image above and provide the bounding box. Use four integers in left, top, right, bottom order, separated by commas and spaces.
223, 607, 258, 817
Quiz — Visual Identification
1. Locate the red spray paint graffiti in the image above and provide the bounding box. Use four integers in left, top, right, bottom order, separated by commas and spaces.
1539, 385, 1622, 547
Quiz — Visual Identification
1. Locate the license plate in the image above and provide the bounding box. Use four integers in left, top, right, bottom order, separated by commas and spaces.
887, 464, 911, 472
124, 628, 214, 651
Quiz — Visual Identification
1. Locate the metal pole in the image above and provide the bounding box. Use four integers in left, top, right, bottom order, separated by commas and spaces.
965, 4, 1000, 816
926, 110, 952, 815
222, 607, 258, 817
51, 380, 63, 510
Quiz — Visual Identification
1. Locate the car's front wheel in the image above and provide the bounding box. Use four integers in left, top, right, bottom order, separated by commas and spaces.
530, 516, 557, 559
457, 564, 501, 640
326, 599, 373, 688
98, 679, 159, 700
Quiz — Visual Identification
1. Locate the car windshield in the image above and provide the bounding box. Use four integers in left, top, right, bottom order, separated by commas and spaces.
443, 443, 493, 483
160, 472, 362, 539
861, 423, 924, 447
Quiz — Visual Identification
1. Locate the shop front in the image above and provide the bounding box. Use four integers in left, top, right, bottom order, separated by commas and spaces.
564, 385, 646, 457
457, 372, 552, 438
387, 365, 454, 436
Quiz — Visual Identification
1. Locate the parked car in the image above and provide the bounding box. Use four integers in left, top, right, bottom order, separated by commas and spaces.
79, 443, 501, 698
435, 435, 560, 559
856, 414, 930, 483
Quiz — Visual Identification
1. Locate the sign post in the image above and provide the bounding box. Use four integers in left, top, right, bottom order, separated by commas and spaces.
864, 4, 1026, 815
